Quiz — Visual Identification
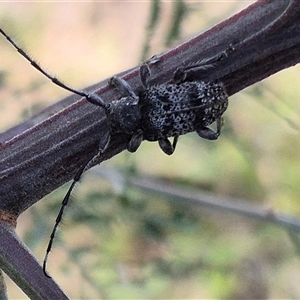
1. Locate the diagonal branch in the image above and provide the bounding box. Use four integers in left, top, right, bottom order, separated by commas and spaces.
0, 0, 300, 220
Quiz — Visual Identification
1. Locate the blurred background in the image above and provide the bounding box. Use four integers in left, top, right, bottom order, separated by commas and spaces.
1, 1, 300, 299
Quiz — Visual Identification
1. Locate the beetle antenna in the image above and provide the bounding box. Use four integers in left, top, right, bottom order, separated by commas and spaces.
42, 139, 109, 278
0, 28, 109, 109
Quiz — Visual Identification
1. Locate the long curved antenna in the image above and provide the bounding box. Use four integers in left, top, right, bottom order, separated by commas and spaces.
0, 28, 113, 277
0, 28, 109, 109
43, 162, 86, 278
43, 132, 110, 277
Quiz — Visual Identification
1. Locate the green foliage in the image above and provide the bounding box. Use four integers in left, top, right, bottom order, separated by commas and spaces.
0, 71, 7, 89
164, 0, 188, 47
140, 0, 161, 61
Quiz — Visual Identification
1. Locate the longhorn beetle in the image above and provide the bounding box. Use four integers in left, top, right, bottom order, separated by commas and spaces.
0, 28, 232, 277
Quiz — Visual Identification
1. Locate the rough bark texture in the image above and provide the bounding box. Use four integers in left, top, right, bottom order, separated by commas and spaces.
0, 0, 300, 219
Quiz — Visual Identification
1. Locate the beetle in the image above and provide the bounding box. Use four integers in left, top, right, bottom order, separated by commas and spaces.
107, 59, 229, 155
0, 28, 232, 276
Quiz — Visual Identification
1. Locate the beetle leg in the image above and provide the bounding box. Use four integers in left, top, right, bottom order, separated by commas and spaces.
108, 76, 139, 103
196, 118, 222, 140
140, 63, 151, 88
128, 131, 143, 152
158, 136, 179, 155
196, 127, 219, 140
172, 135, 179, 151
173, 45, 234, 83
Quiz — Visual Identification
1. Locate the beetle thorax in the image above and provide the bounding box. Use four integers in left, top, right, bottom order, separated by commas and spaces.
106, 97, 142, 134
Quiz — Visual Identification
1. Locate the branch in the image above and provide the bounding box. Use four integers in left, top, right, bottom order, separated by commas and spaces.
0, 0, 300, 220
0, 223, 68, 299
94, 167, 300, 232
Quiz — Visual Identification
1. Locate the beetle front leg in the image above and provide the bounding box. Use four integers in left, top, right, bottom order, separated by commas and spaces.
139, 63, 151, 88
108, 76, 139, 103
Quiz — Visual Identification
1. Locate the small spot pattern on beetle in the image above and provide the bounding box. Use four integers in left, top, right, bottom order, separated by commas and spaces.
139, 81, 228, 141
